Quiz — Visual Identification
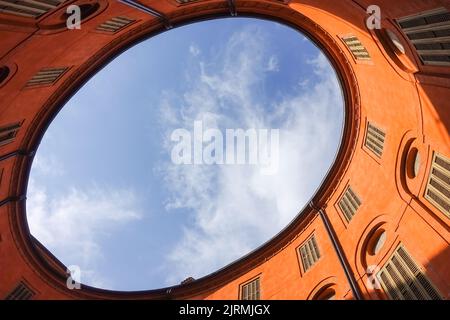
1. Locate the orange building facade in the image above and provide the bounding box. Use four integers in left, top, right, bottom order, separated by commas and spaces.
0, 0, 449, 300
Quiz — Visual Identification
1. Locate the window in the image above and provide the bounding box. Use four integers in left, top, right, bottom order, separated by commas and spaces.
175, 0, 202, 4
424, 152, 450, 218
338, 185, 362, 222
180, 277, 195, 285
0, 122, 21, 146
240, 277, 260, 300
5, 281, 35, 300
312, 286, 336, 300
0, 0, 65, 19
406, 147, 421, 178
364, 122, 386, 158
0, 66, 10, 85
96, 16, 135, 33
397, 8, 450, 66
368, 229, 387, 256
298, 235, 321, 272
341, 35, 371, 61
377, 245, 442, 300
25, 67, 68, 88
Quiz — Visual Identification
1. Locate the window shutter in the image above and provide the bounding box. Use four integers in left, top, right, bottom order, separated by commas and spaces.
241, 278, 260, 300
342, 35, 371, 61
0, 0, 66, 18
299, 235, 321, 272
377, 245, 442, 300
338, 186, 362, 222
0, 122, 22, 146
364, 122, 386, 158
96, 17, 135, 33
424, 152, 450, 218
5, 282, 35, 300
397, 8, 450, 66
25, 67, 68, 88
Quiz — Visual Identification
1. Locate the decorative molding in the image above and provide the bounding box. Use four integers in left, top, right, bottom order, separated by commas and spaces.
7, 0, 362, 299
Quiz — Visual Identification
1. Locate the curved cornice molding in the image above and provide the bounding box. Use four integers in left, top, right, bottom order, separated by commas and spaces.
5, 2, 362, 299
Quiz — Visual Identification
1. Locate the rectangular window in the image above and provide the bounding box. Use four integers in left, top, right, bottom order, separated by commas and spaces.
364, 122, 386, 158
341, 35, 371, 61
338, 185, 362, 222
96, 16, 135, 33
0, 122, 21, 147
397, 8, 450, 66
5, 281, 35, 300
0, 0, 65, 18
298, 234, 321, 272
25, 67, 68, 88
240, 277, 260, 300
424, 152, 450, 218
377, 245, 442, 300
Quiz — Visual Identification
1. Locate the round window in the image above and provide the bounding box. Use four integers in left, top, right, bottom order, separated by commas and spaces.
0, 66, 10, 85
407, 147, 421, 179
386, 29, 406, 55
314, 286, 336, 300
368, 229, 387, 256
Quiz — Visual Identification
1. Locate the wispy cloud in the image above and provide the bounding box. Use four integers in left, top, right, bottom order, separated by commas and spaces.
32, 153, 66, 177
158, 26, 343, 284
27, 156, 142, 288
266, 55, 279, 72
189, 43, 201, 57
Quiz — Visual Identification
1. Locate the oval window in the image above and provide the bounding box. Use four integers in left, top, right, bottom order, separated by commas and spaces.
386, 29, 406, 55
0, 66, 10, 85
407, 147, 421, 179
368, 229, 387, 256
313, 286, 336, 300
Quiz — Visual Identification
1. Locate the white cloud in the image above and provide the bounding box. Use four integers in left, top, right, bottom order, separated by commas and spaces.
298, 79, 310, 88
189, 43, 201, 57
266, 55, 279, 72
26, 24, 343, 289
27, 178, 142, 288
159, 26, 343, 284
32, 153, 65, 177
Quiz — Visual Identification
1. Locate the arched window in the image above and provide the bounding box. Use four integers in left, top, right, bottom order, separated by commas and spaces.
0, 66, 10, 85
312, 285, 336, 300
367, 228, 387, 256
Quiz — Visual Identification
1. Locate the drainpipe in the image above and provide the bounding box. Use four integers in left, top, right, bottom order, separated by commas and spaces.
0, 149, 34, 162
310, 202, 363, 300
0, 195, 26, 208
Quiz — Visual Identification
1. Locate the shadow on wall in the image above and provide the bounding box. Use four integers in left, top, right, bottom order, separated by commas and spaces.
425, 243, 450, 299
371, 244, 450, 300
419, 83, 450, 135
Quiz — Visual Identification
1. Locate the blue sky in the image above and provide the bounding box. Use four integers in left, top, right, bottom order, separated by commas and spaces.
27, 18, 344, 291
